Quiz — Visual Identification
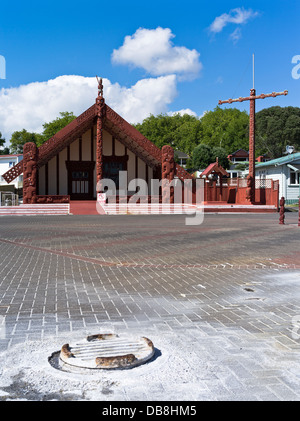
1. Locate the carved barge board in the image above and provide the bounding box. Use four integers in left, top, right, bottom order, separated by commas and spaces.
2, 101, 192, 185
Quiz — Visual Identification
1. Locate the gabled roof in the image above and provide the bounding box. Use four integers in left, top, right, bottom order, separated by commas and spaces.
201, 161, 229, 177
104, 105, 162, 167
228, 149, 249, 157
2, 100, 193, 184
255, 152, 300, 168
0, 154, 23, 158
175, 151, 189, 159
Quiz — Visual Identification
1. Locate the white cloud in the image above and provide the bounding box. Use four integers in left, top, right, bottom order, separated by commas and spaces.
0, 76, 96, 141
215, 76, 224, 85
105, 75, 177, 123
0, 74, 178, 142
230, 27, 242, 44
112, 27, 202, 80
209, 7, 259, 37
168, 109, 198, 117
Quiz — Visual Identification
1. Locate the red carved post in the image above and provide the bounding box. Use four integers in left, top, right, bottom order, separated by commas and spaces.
96, 78, 105, 193
23, 142, 38, 204
161, 145, 175, 204
213, 180, 217, 201
279, 196, 285, 225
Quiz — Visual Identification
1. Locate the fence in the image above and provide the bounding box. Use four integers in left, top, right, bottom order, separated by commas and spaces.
235, 178, 279, 207
203, 178, 279, 207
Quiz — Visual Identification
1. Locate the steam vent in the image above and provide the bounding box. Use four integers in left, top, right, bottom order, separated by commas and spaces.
59, 333, 155, 369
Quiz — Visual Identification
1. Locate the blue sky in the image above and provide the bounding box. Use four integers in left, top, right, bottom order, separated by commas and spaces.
0, 0, 299, 143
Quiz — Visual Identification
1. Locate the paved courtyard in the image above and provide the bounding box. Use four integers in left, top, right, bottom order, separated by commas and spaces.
0, 211, 300, 401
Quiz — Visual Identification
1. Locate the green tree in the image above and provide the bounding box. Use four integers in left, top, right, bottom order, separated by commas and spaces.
256, 106, 300, 158
41, 111, 77, 145
0, 147, 10, 155
133, 113, 202, 154
134, 114, 174, 149
200, 106, 249, 154
0, 131, 5, 148
9, 129, 43, 154
190, 144, 229, 170
8, 112, 77, 153
172, 117, 202, 155
211, 146, 230, 169
191, 144, 212, 170
0, 131, 8, 154
234, 162, 249, 171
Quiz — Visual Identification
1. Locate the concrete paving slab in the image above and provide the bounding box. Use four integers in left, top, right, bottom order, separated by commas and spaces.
0, 212, 299, 401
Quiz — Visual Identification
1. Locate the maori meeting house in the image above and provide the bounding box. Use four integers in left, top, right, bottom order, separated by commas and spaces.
1, 80, 279, 215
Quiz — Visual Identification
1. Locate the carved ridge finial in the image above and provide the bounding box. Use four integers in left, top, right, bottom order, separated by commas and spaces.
96, 76, 103, 98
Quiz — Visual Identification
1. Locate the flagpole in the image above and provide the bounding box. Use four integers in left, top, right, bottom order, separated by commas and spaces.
253, 53, 255, 90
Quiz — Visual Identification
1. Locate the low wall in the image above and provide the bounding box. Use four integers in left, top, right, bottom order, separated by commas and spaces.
36, 195, 70, 204
203, 178, 279, 207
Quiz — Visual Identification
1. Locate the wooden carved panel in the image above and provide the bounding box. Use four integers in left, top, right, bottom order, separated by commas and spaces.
23, 142, 38, 204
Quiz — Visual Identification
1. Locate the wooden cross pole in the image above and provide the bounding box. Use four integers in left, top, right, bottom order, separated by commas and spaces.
218, 88, 288, 203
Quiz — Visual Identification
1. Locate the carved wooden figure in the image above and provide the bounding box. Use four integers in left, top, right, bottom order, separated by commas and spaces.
246, 175, 253, 202
161, 145, 175, 204
96, 77, 106, 192
279, 196, 285, 225
23, 142, 38, 204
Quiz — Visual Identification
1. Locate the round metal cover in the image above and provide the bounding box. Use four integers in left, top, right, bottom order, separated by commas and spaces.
59, 333, 155, 369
